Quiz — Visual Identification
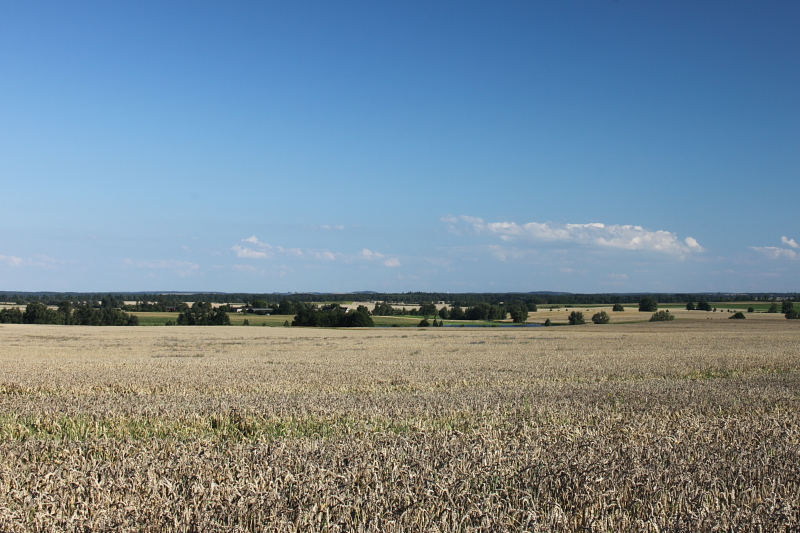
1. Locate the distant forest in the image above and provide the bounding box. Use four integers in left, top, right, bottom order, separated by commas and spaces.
1, 291, 797, 309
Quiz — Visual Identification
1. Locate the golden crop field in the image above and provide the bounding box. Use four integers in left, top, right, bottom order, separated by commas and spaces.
1, 320, 799, 532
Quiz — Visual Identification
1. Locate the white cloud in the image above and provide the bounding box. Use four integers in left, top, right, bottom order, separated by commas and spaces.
782, 236, 798, 248
445, 215, 703, 255
312, 250, 337, 261
0, 254, 63, 268
361, 248, 384, 259
361, 248, 402, 266
127, 259, 199, 269
231, 245, 269, 259
684, 237, 702, 251
750, 247, 797, 260
320, 224, 345, 230
0, 255, 24, 267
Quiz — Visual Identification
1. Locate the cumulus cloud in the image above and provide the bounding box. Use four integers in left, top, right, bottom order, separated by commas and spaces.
126, 259, 199, 269
360, 248, 402, 266
235, 237, 320, 259
360, 248, 384, 259
0, 255, 24, 267
312, 250, 337, 261
231, 245, 269, 259
235, 237, 404, 267
0, 254, 63, 268
750, 247, 797, 260
782, 236, 798, 248
443, 215, 703, 255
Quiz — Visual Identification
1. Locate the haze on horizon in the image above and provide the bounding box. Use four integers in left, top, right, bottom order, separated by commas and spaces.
1, 1, 798, 293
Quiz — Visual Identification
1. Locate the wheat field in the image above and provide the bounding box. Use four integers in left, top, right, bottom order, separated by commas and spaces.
1, 320, 798, 532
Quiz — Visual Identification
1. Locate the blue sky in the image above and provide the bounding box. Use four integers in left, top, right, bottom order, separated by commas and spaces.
1, 1, 798, 293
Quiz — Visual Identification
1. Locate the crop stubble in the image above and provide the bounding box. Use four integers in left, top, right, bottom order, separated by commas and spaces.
0, 321, 798, 532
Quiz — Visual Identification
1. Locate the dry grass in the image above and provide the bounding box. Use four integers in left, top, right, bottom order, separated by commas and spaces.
1, 320, 799, 532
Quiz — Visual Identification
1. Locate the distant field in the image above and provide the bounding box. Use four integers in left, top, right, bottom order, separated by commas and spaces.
130, 303, 793, 328
0, 320, 798, 531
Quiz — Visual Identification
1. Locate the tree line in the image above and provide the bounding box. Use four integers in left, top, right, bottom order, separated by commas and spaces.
4, 291, 798, 308
291, 304, 374, 327
0, 302, 138, 326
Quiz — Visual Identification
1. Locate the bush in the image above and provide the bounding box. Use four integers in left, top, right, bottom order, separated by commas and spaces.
782, 301, 794, 314
544, 318, 552, 326
418, 319, 430, 327
242, 319, 249, 326
567, 311, 585, 325
612, 303, 624, 312
638, 297, 658, 312
747, 307, 755, 313
686, 302, 696, 311
591, 311, 610, 324
786, 310, 800, 319
649, 310, 674, 322
767, 303, 779, 313
729, 312, 746, 319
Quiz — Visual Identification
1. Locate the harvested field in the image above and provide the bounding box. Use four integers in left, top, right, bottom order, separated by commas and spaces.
1, 321, 799, 532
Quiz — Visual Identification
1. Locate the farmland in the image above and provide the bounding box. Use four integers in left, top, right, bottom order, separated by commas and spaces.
1, 320, 799, 531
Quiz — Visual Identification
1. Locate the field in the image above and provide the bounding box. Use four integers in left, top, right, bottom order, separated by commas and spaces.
1, 320, 799, 531
130, 302, 783, 328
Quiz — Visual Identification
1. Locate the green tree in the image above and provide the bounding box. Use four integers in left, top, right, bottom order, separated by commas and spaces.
729, 312, 746, 319
544, 318, 552, 326
0, 307, 23, 324
344, 307, 374, 327
274, 300, 295, 315
697, 300, 712, 311
568, 311, 585, 325
510, 308, 529, 324
638, 297, 658, 312
747, 306, 755, 313
23, 302, 59, 324
767, 303, 779, 313
685, 301, 696, 311
418, 302, 438, 318
465, 303, 491, 321
591, 311, 610, 324
438, 306, 450, 319
449, 305, 465, 320
418, 318, 430, 327
781, 301, 794, 314
612, 303, 624, 312
57, 301, 73, 324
